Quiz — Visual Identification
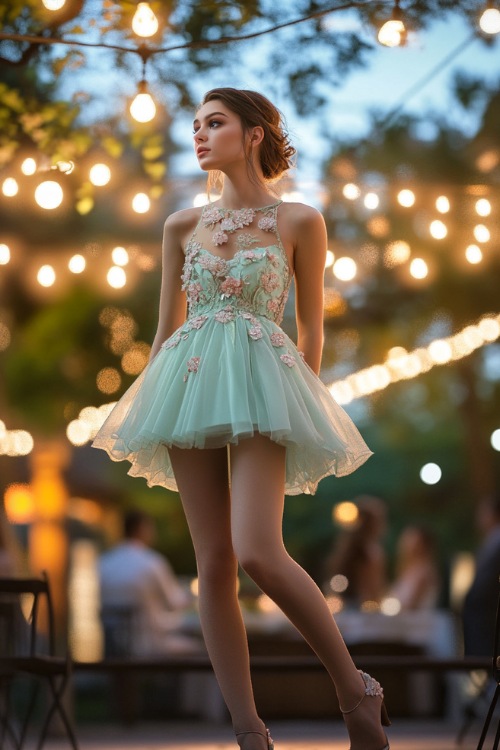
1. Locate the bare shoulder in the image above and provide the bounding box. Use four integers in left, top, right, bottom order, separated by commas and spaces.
280, 201, 325, 231
163, 206, 202, 249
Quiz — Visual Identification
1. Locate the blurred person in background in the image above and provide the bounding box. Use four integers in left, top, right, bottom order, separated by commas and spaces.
324, 496, 388, 609
462, 493, 500, 657
99, 509, 202, 656
388, 525, 440, 611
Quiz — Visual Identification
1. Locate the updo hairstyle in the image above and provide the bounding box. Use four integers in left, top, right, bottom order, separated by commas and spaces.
201, 87, 296, 182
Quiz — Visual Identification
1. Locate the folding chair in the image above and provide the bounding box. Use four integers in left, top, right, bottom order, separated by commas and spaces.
0, 573, 78, 750
476, 576, 500, 749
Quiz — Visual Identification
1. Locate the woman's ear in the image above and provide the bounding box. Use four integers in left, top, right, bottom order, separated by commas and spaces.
249, 126, 264, 147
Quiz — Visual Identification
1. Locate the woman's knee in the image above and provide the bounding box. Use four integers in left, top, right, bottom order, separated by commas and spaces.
235, 544, 283, 589
196, 543, 238, 586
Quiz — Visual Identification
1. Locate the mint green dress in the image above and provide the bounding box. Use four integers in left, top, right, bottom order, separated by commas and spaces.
92, 200, 372, 495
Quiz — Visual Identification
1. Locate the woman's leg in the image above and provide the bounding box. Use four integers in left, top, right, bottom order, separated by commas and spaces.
168, 446, 267, 745
230, 434, 388, 749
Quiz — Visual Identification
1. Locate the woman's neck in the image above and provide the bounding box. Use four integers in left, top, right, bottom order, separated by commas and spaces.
218, 174, 276, 210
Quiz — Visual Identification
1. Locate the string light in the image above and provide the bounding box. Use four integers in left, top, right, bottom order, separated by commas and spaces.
491, 429, 500, 451
363, 192, 379, 210
37, 265, 56, 287
473, 224, 490, 242
333, 257, 357, 281
410, 258, 428, 279
41, 0, 66, 9
111, 247, 129, 266
378, 0, 407, 47
475, 198, 491, 216
21, 158, 37, 175
132, 192, 151, 213
328, 312, 500, 405
465, 244, 483, 264
420, 462, 442, 485
89, 164, 111, 186
343, 183, 361, 200
397, 189, 415, 207
479, 3, 500, 34
2, 178, 19, 197
68, 254, 86, 273
436, 195, 450, 213
0, 244, 10, 264
429, 219, 447, 239
107, 266, 127, 288
35, 180, 63, 209
129, 79, 157, 123
132, 3, 159, 37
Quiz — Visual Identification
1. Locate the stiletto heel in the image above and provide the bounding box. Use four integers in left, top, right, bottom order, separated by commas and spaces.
340, 670, 390, 750
235, 728, 274, 749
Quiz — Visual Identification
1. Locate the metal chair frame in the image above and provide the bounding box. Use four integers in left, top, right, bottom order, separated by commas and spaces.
0, 573, 78, 750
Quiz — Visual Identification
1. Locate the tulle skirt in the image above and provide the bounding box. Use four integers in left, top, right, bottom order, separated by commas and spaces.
92, 316, 372, 495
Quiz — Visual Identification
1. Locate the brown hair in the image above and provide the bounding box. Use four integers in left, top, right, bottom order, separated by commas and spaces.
200, 87, 296, 183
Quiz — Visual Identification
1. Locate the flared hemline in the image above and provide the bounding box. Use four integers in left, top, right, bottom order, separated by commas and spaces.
91, 430, 373, 496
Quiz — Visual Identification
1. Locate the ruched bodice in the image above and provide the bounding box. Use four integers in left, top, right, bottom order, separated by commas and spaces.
92, 200, 372, 495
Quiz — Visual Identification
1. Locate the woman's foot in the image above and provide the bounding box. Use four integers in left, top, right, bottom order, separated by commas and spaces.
235, 726, 274, 750
340, 671, 390, 750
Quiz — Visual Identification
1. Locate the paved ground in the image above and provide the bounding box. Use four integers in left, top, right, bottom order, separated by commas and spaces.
32, 719, 487, 750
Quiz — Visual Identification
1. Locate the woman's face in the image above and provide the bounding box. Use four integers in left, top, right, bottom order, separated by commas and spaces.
193, 100, 247, 172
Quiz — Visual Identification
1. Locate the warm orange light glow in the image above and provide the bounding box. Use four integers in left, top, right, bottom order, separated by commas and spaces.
4, 483, 36, 524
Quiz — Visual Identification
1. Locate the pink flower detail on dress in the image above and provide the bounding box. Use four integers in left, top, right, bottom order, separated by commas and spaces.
270, 332, 286, 347
203, 207, 223, 227
267, 252, 279, 268
187, 315, 208, 330
248, 325, 263, 340
161, 333, 181, 350
258, 216, 276, 232
260, 272, 279, 293
186, 282, 203, 303
220, 276, 244, 297
212, 231, 229, 246
183, 356, 201, 382
220, 217, 236, 232
280, 353, 296, 367
298, 350, 306, 362
242, 250, 257, 261
215, 306, 235, 323
267, 298, 280, 314
232, 208, 255, 228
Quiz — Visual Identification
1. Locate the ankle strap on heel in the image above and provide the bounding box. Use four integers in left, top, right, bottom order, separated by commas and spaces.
236, 728, 274, 748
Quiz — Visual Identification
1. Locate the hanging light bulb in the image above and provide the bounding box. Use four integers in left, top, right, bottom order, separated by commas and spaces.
130, 80, 157, 123
378, 0, 407, 47
479, 2, 500, 34
132, 2, 159, 37
42, 0, 66, 9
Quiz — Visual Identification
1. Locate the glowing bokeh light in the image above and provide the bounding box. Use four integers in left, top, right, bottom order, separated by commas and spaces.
474, 224, 490, 243
0, 244, 10, 264
132, 2, 159, 36
475, 198, 491, 217
364, 192, 379, 210
112, 247, 129, 266
430, 219, 447, 239
89, 163, 111, 186
333, 257, 357, 281
2, 178, 18, 197
378, 19, 406, 47
130, 87, 156, 123
333, 501, 359, 526
37, 265, 56, 287
480, 7, 500, 34
21, 158, 37, 175
409, 258, 428, 279
325, 250, 335, 268
35, 180, 63, 209
465, 244, 482, 264
68, 254, 86, 273
435, 196, 450, 213
491, 429, 500, 452
420, 463, 442, 485
397, 189, 415, 207
107, 266, 127, 288
132, 192, 151, 213
343, 183, 361, 200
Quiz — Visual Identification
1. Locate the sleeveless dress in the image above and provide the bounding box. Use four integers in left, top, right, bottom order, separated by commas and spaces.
92, 200, 372, 495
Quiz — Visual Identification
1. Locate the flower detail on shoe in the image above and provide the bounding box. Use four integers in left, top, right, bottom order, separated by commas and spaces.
359, 670, 384, 699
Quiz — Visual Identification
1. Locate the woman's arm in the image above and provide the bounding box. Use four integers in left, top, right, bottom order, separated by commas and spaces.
148, 213, 190, 361
293, 206, 328, 375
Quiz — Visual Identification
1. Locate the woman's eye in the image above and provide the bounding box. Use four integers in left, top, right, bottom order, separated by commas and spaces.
209, 120, 221, 128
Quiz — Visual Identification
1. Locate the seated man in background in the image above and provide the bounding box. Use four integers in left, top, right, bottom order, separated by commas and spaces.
99, 509, 202, 657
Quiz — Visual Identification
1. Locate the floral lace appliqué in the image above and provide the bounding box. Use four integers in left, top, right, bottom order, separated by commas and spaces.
220, 276, 244, 298
270, 332, 286, 348
183, 356, 201, 382
280, 353, 296, 367
248, 325, 263, 340
215, 306, 235, 323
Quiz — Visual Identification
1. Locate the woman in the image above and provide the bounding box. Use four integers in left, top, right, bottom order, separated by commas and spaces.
324, 496, 388, 609
389, 525, 440, 611
93, 88, 389, 750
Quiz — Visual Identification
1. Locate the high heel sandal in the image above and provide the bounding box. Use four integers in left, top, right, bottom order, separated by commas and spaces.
340, 670, 391, 750
235, 728, 274, 749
